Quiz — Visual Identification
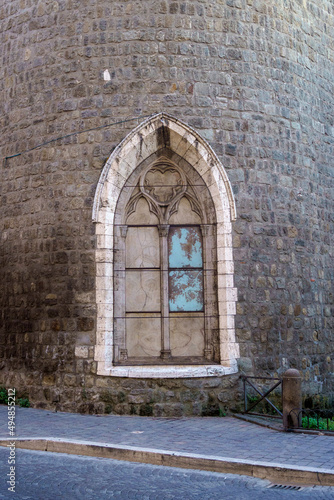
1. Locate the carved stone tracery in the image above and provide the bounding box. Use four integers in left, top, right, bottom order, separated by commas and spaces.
125, 159, 204, 225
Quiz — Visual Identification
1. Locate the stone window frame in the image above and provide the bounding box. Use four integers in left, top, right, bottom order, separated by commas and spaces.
92, 113, 239, 378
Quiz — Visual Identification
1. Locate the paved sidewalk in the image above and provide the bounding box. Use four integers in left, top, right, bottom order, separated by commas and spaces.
1, 407, 334, 486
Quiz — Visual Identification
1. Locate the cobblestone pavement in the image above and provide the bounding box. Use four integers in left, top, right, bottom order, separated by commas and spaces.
0, 407, 333, 471
0, 448, 334, 500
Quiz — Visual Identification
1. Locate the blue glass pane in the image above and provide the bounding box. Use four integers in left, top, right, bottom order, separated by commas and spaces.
168, 227, 202, 268
169, 270, 203, 312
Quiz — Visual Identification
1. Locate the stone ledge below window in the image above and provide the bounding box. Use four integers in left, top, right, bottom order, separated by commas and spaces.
97, 364, 238, 378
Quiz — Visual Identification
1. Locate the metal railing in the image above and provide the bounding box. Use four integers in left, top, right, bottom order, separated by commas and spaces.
288, 408, 334, 433
241, 375, 282, 418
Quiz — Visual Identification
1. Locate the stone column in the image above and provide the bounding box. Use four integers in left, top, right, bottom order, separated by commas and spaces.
282, 368, 302, 431
201, 224, 213, 360
159, 224, 171, 359
113, 225, 128, 362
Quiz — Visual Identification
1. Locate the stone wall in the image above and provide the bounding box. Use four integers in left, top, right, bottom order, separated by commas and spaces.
0, 0, 333, 414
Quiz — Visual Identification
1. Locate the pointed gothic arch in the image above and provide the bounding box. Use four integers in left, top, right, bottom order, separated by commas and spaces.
93, 113, 239, 377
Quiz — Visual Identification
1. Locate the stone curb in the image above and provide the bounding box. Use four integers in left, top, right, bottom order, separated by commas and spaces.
1, 438, 333, 487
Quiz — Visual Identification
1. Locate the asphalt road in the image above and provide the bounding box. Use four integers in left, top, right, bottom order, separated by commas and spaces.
0, 448, 333, 500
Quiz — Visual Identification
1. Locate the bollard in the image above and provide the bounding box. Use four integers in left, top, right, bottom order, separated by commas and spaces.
282, 369, 302, 431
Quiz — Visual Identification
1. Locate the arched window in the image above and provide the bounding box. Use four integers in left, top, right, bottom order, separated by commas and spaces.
113, 152, 218, 365
92, 113, 239, 378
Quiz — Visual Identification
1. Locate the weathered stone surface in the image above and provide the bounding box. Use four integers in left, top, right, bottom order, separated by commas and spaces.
0, 0, 333, 415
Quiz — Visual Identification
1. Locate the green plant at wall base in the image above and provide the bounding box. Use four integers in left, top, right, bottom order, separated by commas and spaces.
246, 395, 258, 406
0, 388, 30, 407
303, 394, 332, 410
81, 389, 88, 400
0, 387, 8, 404
139, 403, 153, 416
302, 416, 334, 431
246, 393, 282, 415
18, 398, 30, 408
104, 405, 112, 414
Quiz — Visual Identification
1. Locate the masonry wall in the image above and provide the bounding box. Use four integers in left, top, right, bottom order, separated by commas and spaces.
0, 0, 333, 414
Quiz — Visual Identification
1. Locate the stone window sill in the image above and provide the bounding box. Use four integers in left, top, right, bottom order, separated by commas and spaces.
98, 364, 238, 378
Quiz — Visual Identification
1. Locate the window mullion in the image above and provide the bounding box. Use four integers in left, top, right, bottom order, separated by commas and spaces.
114, 224, 128, 363
201, 224, 213, 360
159, 224, 171, 359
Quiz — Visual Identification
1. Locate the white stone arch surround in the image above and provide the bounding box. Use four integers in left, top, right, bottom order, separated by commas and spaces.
92, 113, 239, 377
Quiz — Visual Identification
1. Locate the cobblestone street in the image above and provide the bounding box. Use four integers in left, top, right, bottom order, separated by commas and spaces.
0, 448, 334, 500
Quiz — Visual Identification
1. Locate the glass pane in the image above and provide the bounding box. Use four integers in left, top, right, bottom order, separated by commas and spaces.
168, 227, 202, 268
126, 314, 161, 357
126, 270, 160, 312
170, 315, 204, 356
169, 270, 203, 312
126, 226, 160, 268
